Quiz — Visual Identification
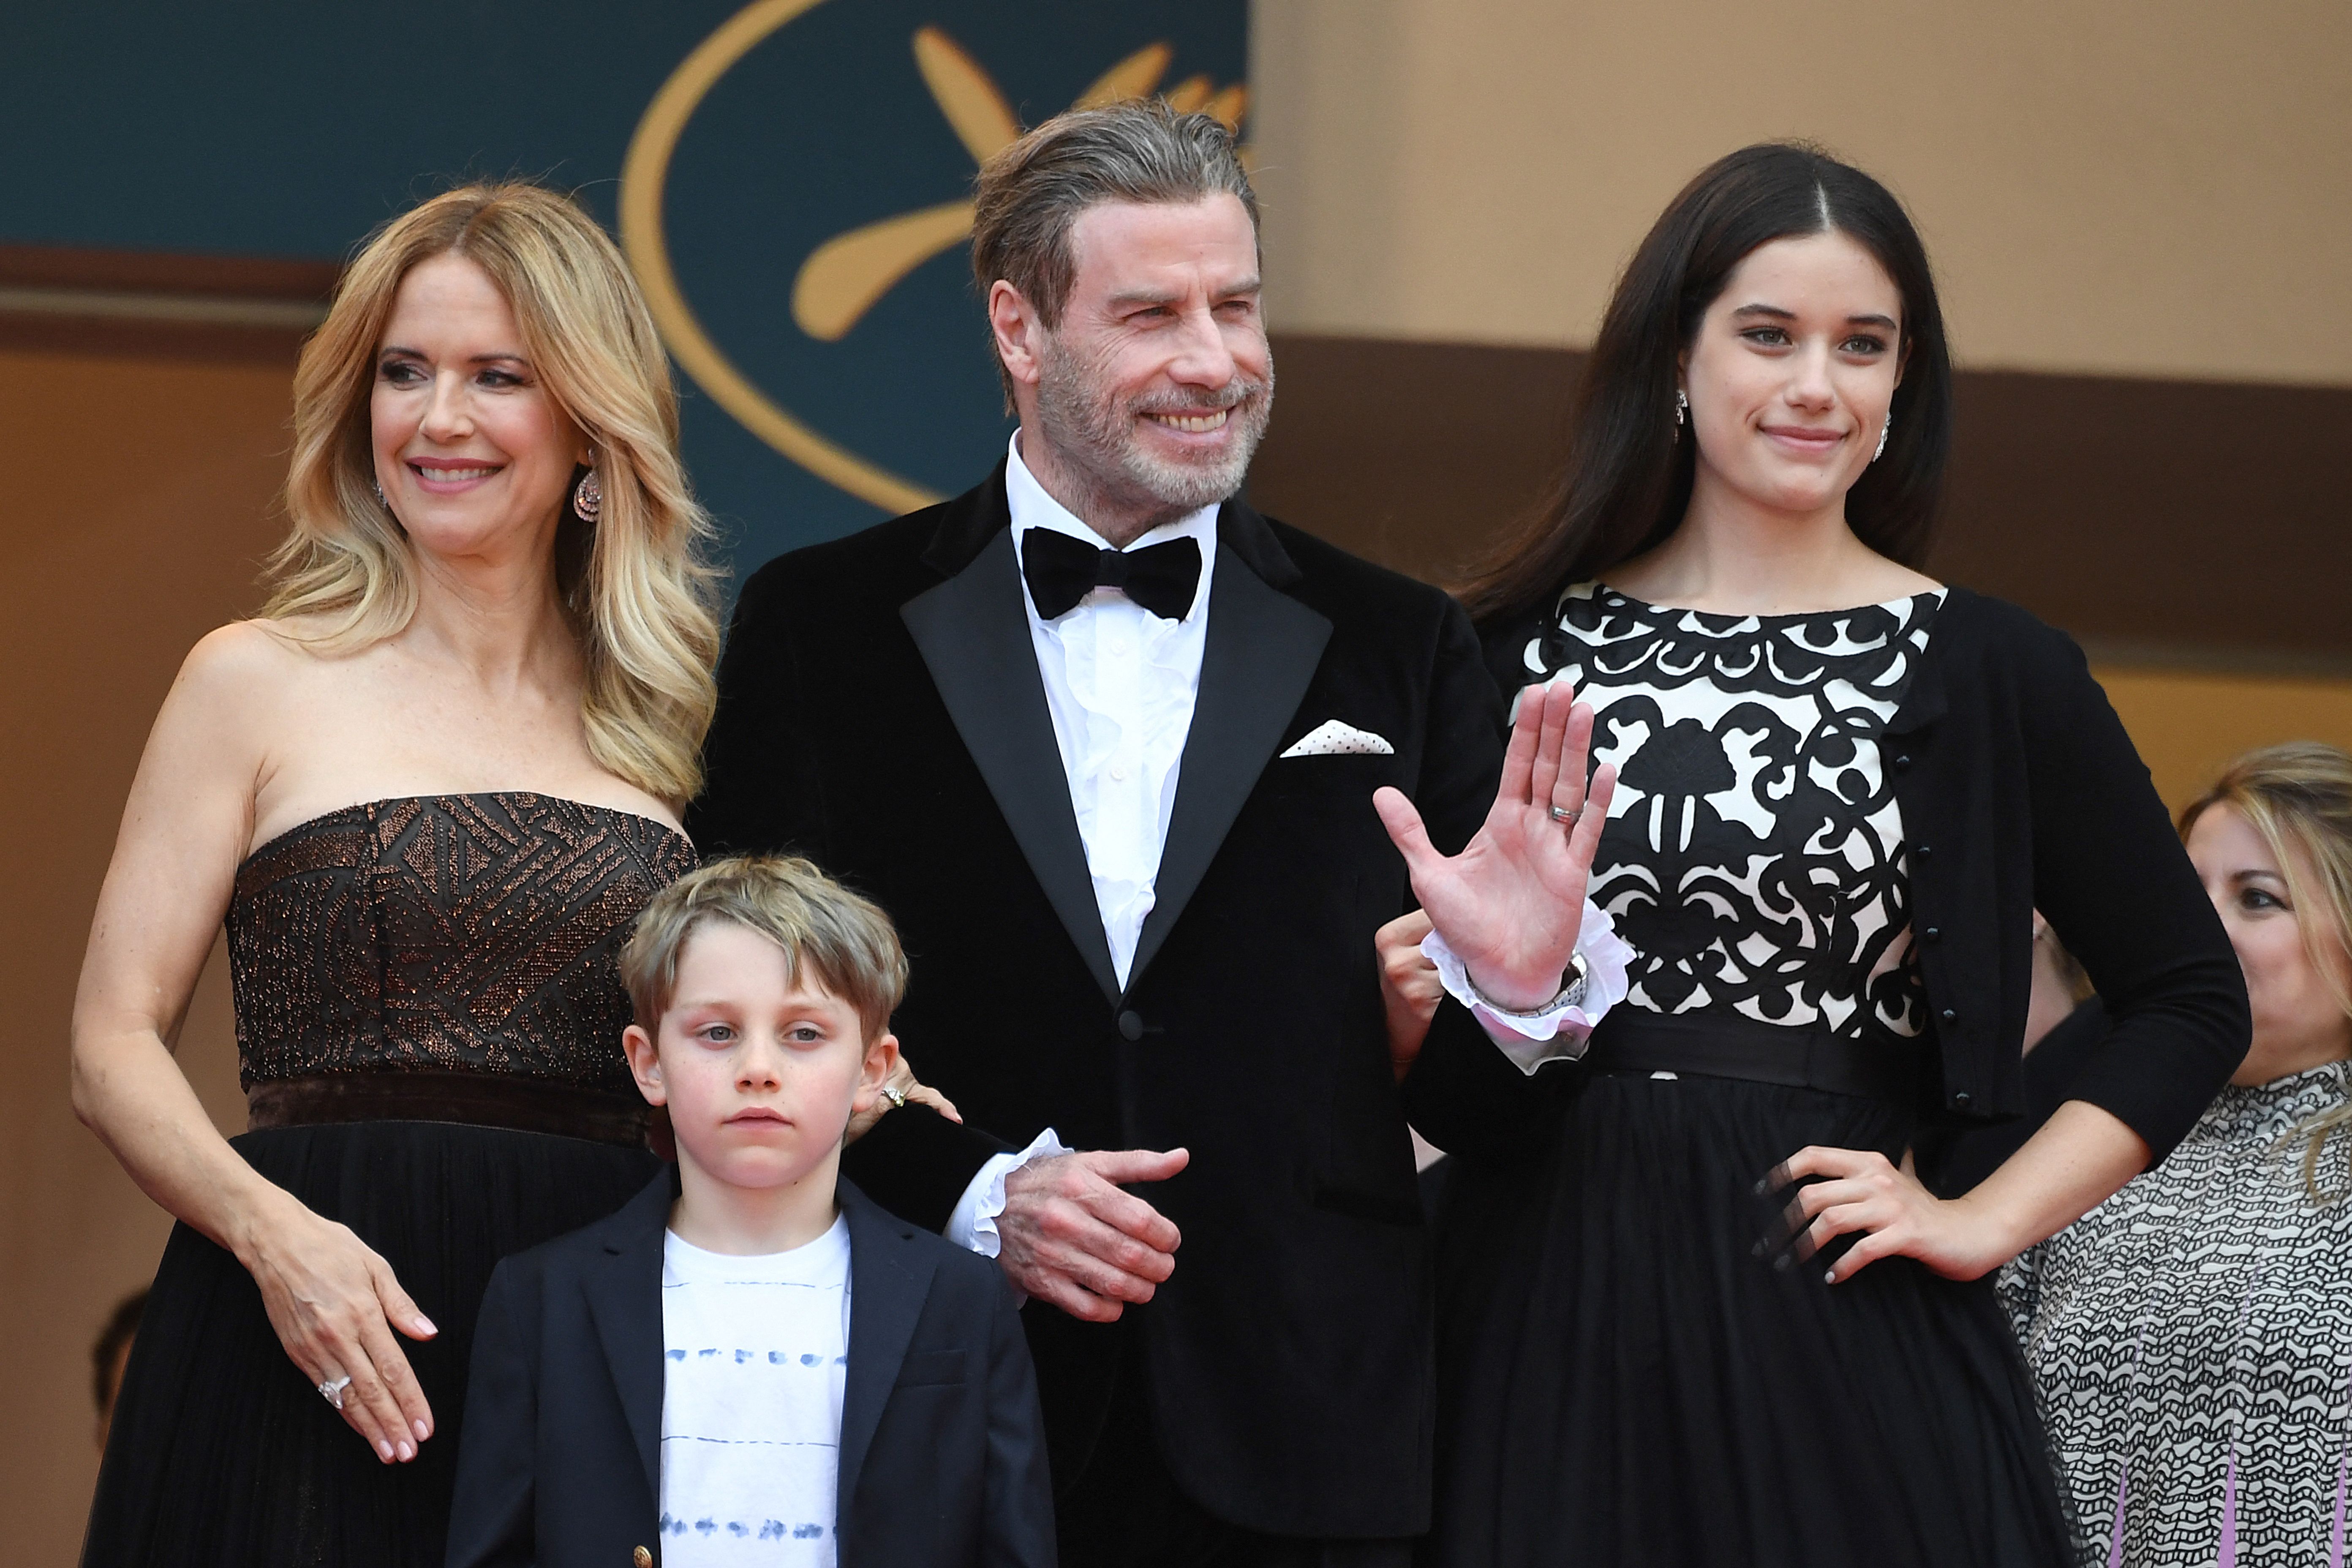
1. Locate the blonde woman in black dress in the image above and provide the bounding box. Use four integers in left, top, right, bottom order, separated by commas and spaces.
73, 183, 719, 1565
1383, 145, 2249, 1564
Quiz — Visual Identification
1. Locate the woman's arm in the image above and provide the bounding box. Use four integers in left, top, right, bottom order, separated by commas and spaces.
71, 624, 437, 1462
1769, 1100, 2147, 1282
1772, 612, 2243, 1282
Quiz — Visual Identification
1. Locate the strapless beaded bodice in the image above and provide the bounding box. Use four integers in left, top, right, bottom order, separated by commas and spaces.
228, 794, 694, 1097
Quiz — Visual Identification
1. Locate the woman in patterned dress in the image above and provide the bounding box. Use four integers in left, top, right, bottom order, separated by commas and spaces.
72, 183, 720, 1565
1384, 144, 2248, 1564
2006, 743, 2352, 1563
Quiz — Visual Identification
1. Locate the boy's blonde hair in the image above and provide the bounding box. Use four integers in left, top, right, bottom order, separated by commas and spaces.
620, 856, 907, 1043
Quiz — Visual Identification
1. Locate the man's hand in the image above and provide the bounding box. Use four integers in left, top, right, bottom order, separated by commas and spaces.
996, 1148, 1189, 1322
1374, 677, 1617, 1010
1377, 909, 1441, 1081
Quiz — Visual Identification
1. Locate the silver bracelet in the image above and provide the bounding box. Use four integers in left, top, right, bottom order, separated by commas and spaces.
1466, 951, 1589, 1019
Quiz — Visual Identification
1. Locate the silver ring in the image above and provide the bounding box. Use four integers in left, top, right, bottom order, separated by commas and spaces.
1549, 805, 1582, 825
318, 1373, 353, 1410
879, 1086, 907, 1110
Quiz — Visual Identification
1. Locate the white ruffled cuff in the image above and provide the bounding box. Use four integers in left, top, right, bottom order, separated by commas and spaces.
944, 1127, 1073, 1258
1422, 901, 1635, 1074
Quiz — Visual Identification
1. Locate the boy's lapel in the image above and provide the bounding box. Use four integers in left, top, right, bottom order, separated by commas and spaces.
584, 1172, 677, 1502
836, 1180, 939, 1513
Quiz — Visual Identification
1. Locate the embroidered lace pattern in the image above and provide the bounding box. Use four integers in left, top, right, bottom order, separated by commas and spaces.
1516, 583, 1945, 1041
229, 793, 694, 1095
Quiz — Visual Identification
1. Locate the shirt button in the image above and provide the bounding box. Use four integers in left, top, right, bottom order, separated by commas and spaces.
1940, 1007, 1958, 1024
1108, 637, 1130, 656
1893, 754, 1912, 770
1117, 1010, 1146, 1041
1915, 843, 1933, 860
1922, 926, 1941, 944
1952, 1090, 1974, 1111
1109, 763, 1130, 782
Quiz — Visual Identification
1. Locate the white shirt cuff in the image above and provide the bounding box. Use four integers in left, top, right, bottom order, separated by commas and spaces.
1422, 901, 1636, 1074
943, 1127, 1073, 1257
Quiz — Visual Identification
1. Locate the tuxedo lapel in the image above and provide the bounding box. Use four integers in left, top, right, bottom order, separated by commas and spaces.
583, 1174, 674, 1503
902, 499, 1122, 1002
835, 1183, 938, 1519
1127, 505, 1332, 991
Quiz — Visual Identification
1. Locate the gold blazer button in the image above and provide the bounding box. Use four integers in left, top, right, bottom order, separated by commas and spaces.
634, 1548, 653, 1568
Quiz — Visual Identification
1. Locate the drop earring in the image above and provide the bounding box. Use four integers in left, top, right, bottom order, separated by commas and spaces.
1873, 411, 1892, 463
572, 468, 602, 523
373, 477, 388, 509
1673, 388, 1688, 441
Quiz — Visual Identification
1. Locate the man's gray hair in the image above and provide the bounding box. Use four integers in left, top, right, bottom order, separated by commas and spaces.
972, 99, 1258, 399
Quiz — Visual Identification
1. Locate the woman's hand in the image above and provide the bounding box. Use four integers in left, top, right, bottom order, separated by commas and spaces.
843, 1054, 964, 1144
1373, 678, 1617, 1010
237, 1190, 438, 1462
1376, 909, 1441, 1081
1759, 1146, 2014, 1285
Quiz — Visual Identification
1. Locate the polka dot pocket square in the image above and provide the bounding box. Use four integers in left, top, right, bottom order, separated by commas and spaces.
1279, 720, 1396, 758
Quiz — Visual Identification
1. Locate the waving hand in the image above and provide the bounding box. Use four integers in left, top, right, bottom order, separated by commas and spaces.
1373, 678, 1617, 1010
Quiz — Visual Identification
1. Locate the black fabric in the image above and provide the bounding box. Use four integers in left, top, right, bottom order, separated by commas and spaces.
1021, 529, 1203, 621
1058, 1323, 1412, 1568
1425, 1072, 2077, 1566
444, 1174, 1055, 1568
1915, 998, 2112, 1198
83, 1123, 661, 1568
1484, 585, 2249, 1161
689, 463, 1508, 1538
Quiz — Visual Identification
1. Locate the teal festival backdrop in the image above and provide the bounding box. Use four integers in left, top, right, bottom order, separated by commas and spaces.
0, 0, 1250, 582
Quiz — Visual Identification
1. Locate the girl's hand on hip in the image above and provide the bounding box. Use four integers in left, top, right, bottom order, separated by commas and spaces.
1758, 1145, 2013, 1285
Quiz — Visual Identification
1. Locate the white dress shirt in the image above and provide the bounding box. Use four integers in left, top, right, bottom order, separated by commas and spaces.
1004, 431, 1219, 989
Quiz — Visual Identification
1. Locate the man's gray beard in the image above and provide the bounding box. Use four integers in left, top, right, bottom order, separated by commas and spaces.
1032, 332, 1274, 525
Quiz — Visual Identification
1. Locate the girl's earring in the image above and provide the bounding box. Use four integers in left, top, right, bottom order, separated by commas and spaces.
373, 477, 389, 509
1873, 411, 1893, 463
572, 468, 602, 523
1673, 388, 1688, 441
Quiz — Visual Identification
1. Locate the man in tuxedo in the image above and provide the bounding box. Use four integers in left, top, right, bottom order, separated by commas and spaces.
691, 101, 1609, 1566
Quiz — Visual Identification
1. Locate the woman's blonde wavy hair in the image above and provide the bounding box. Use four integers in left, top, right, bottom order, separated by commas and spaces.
2179, 741, 2352, 1202
265, 180, 721, 804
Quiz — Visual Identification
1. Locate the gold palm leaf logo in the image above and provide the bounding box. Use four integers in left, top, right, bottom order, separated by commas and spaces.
792, 27, 1247, 342
621, 0, 1244, 515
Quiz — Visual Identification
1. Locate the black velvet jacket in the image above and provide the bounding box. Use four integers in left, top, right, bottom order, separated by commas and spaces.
444, 1176, 1054, 1568
1459, 586, 2249, 1165
689, 467, 1508, 1537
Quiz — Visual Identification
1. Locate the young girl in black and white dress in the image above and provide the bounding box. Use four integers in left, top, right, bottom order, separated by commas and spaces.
1381, 144, 2250, 1566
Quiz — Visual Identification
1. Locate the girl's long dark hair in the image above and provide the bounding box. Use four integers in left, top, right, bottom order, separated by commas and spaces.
1461, 143, 1955, 630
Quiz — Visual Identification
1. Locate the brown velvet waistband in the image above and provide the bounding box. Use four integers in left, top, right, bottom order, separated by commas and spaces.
246, 1070, 652, 1148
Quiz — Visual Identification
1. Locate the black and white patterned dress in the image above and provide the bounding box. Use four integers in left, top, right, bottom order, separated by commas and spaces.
1427, 585, 2075, 1567
2003, 1062, 2352, 1565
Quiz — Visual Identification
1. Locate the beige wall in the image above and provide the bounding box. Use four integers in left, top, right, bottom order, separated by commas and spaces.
0, 346, 267, 1565
1250, 0, 2352, 384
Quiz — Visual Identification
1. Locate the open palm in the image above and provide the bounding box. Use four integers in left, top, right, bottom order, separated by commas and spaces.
1374, 679, 1617, 1010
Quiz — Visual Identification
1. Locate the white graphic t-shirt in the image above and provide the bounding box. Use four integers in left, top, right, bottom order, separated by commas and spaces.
658, 1216, 852, 1563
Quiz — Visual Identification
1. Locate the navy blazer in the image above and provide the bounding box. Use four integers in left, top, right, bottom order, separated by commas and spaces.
444, 1172, 1054, 1568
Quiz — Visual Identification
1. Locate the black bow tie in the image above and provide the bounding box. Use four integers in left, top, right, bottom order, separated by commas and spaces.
1021, 529, 1202, 621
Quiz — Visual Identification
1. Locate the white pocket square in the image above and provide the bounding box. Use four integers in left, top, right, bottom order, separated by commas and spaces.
1280, 720, 1394, 758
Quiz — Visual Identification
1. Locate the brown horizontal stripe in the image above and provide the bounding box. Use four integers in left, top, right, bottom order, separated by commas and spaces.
1249, 334, 2351, 665
0, 244, 341, 300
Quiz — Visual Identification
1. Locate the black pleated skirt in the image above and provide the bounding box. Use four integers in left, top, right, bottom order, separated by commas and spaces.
82, 1121, 659, 1567
1425, 1067, 2077, 1566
